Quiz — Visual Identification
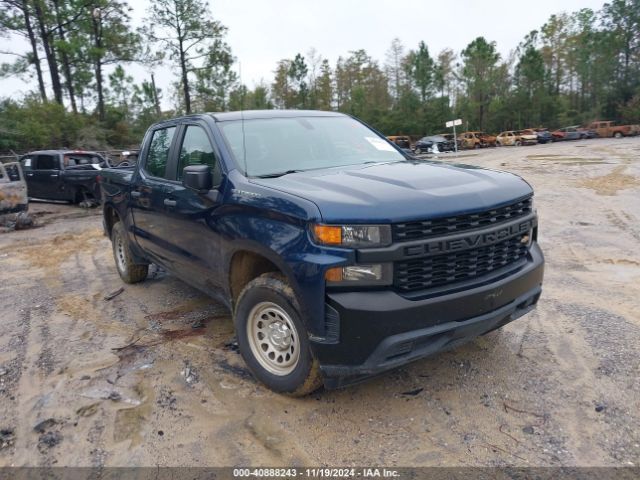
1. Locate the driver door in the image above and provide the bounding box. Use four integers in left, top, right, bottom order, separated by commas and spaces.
162, 122, 226, 298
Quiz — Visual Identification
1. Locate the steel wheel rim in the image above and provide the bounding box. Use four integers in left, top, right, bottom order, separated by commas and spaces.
247, 302, 300, 376
115, 234, 127, 273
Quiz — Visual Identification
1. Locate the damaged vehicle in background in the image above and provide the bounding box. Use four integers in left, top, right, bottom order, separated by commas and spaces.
0, 162, 28, 215
458, 131, 497, 149
0, 161, 31, 230
413, 135, 456, 154
100, 110, 544, 396
551, 127, 581, 141
517, 129, 539, 145
533, 129, 554, 144
496, 130, 537, 147
585, 121, 638, 138
496, 131, 521, 146
568, 125, 598, 139
386, 136, 413, 154
20, 150, 110, 206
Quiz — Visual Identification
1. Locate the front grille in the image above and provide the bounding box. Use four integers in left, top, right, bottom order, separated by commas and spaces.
392, 196, 533, 242
394, 234, 530, 292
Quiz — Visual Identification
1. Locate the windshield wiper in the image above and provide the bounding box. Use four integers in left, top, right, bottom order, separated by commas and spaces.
255, 169, 304, 179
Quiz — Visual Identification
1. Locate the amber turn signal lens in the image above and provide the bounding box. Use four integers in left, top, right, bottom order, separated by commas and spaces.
324, 267, 343, 282
313, 225, 342, 245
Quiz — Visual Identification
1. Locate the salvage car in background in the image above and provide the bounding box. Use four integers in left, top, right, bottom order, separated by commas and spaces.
458, 131, 496, 149
570, 126, 598, 139
551, 127, 581, 141
517, 129, 539, 145
0, 162, 28, 216
586, 121, 639, 138
533, 129, 554, 144
496, 131, 521, 146
386, 135, 412, 153
413, 135, 455, 154
439, 133, 459, 148
20, 150, 110, 204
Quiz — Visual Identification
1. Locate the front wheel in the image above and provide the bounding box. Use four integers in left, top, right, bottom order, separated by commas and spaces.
614, 132, 623, 138
235, 273, 323, 396
111, 221, 148, 284
414, 147, 422, 155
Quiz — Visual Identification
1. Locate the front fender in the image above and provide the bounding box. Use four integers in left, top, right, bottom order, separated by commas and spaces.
220, 214, 353, 339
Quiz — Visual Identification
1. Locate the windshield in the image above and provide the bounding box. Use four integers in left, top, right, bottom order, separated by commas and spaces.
218, 116, 405, 177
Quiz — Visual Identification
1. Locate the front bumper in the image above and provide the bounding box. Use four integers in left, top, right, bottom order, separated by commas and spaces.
313, 243, 544, 389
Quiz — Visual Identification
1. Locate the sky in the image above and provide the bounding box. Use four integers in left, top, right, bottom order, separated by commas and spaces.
0, 0, 608, 109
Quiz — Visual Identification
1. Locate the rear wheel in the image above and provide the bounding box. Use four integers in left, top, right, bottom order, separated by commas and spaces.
414, 147, 422, 155
614, 131, 623, 138
111, 221, 148, 284
515, 141, 522, 147
75, 187, 98, 207
235, 273, 323, 396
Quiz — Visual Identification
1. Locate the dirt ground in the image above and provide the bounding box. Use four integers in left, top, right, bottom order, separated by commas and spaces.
0, 138, 639, 468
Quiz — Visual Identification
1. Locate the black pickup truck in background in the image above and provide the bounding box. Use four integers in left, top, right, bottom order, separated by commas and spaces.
20, 150, 110, 204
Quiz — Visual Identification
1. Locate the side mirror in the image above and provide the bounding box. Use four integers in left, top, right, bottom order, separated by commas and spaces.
182, 165, 213, 193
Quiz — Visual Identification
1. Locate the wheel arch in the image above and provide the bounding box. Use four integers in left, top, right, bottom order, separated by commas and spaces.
227, 245, 298, 309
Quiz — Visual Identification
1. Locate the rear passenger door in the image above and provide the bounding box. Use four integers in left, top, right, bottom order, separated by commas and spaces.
131, 125, 179, 264
29, 154, 64, 200
161, 122, 225, 296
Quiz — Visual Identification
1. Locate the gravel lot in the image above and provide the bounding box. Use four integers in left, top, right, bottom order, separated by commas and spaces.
0, 137, 639, 468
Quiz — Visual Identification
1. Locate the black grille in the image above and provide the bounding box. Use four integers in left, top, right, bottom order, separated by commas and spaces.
395, 235, 530, 292
393, 197, 533, 242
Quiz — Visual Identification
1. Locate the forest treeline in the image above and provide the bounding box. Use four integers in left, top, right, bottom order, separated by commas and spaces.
1, 0, 639, 152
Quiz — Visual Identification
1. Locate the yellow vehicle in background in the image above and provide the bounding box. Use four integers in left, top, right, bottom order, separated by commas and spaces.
496, 130, 538, 146
386, 135, 412, 150
457, 131, 496, 149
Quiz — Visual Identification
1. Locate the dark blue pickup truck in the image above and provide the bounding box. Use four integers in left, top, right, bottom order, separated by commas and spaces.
100, 110, 544, 395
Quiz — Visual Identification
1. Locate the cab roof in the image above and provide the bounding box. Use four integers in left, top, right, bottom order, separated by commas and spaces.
208, 110, 346, 122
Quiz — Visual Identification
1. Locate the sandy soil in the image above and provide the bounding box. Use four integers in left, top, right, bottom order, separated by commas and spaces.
0, 138, 639, 468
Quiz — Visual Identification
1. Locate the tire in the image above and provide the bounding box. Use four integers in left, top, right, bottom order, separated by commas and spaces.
414, 147, 422, 155
614, 132, 623, 138
111, 221, 148, 284
75, 187, 99, 207
234, 273, 323, 396
515, 141, 522, 147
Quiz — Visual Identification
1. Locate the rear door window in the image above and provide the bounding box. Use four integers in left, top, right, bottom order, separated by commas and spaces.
145, 127, 176, 178
35, 155, 59, 170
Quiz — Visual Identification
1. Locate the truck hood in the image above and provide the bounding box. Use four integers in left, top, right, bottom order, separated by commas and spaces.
252, 160, 533, 223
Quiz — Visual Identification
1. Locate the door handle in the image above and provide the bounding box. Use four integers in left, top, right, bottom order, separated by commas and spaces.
164, 199, 177, 207
131, 191, 142, 198
50, 174, 59, 177
27, 173, 34, 177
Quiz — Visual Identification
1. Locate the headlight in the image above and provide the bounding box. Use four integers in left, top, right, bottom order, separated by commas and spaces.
312, 224, 392, 248
325, 263, 393, 286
